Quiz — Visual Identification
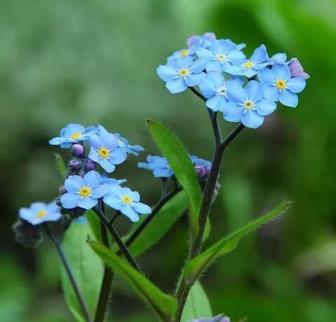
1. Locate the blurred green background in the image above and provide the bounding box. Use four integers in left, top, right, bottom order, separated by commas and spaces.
1, 0, 336, 321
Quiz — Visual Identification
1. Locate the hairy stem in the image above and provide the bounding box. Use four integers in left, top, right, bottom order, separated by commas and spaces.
93, 207, 141, 272
44, 224, 92, 322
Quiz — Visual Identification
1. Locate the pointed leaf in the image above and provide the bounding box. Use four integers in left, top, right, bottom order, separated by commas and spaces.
129, 191, 188, 256
181, 281, 212, 322
147, 120, 202, 237
61, 222, 103, 322
89, 240, 177, 321
183, 201, 292, 285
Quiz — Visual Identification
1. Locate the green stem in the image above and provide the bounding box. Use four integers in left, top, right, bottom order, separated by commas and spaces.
44, 224, 92, 322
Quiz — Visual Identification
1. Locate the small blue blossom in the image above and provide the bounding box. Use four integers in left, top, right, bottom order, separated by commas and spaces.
258, 64, 307, 107
138, 155, 173, 178
49, 123, 94, 148
232, 45, 271, 78
157, 56, 206, 94
270, 52, 287, 65
60, 171, 109, 210
199, 72, 242, 112
19, 201, 62, 225
223, 80, 277, 129
88, 132, 127, 173
103, 185, 151, 222
94, 125, 144, 155
196, 39, 246, 74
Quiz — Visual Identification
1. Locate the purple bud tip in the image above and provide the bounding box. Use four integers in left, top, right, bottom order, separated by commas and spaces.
85, 159, 97, 171
195, 165, 211, 179
69, 159, 82, 170
289, 58, 310, 79
71, 144, 85, 157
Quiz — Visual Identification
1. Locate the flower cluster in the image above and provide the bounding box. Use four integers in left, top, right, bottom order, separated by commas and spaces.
157, 32, 309, 129
138, 154, 211, 181
16, 123, 151, 230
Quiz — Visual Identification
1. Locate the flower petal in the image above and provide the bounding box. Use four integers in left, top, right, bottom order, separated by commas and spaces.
133, 202, 152, 214
245, 80, 263, 100
241, 111, 264, 129
120, 205, 140, 222
156, 65, 177, 82
279, 90, 298, 108
166, 78, 188, 94
287, 77, 306, 93
78, 197, 97, 210
61, 193, 80, 209
64, 176, 83, 193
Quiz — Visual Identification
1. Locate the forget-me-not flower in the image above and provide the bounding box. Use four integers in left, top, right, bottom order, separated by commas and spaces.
223, 80, 277, 129
103, 185, 151, 222
88, 132, 127, 173
157, 56, 206, 94
19, 201, 62, 225
138, 155, 173, 178
196, 39, 246, 73
258, 64, 306, 107
187, 32, 216, 49
60, 171, 109, 210
199, 72, 242, 112
233, 45, 271, 78
49, 123, 93, 148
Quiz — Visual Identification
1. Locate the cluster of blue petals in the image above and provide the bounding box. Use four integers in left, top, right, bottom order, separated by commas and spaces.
157, 32, 309, 129
19, 124, 150, 225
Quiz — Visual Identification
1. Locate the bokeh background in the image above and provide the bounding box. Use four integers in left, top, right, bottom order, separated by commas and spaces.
1, 0, 336, 321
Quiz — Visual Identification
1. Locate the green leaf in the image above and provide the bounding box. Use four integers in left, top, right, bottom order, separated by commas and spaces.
86, 210, 102, 242
147, 120, 202, 237
129, 191, 188, 256
61, 222, 103, 322
181, 281, 212, 322
183, 201, 292, 285
89, 240, 177, 321
55, 153, 66, 179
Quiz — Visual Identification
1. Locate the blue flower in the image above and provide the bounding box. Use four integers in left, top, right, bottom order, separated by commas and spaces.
223, 80, 277, 129
191, 155, 211, 180
60, 171, 109, 210
196, 39, 246, 73
88, 132, 127, 173
94, 125, 144, 155
49, 123, 94, 148
232, 45, 271, 78
199, 72, 242, 112
157, 56, 206, 94
270, 52, 287, 65
138, 155, 174, 178
19, 201, 62, 225
258, 64, 307, 107
103, 185, 151, 222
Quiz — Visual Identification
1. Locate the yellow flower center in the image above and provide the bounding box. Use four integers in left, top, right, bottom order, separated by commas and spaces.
98, 146, 110, 159
217, 86, 227, 96
243, 100, 254, 110
36, 210, 47, 218
242, 60, 254, 69
178, 68, 189, 77
121, 195, 133, 205
70, 132, 81, 140
275, 79, 287, 90
79, 186, 92, 197
179, 49, 190, 58
216, 53, 227, 62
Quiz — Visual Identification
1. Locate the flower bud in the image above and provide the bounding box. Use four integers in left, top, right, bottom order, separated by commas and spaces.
195, 165, 210, 180
288, 58, 310, 79
85, 159, 97, 171
12, 219, 43, 248
71, 144, 85, 157
69, 159, 82, 170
